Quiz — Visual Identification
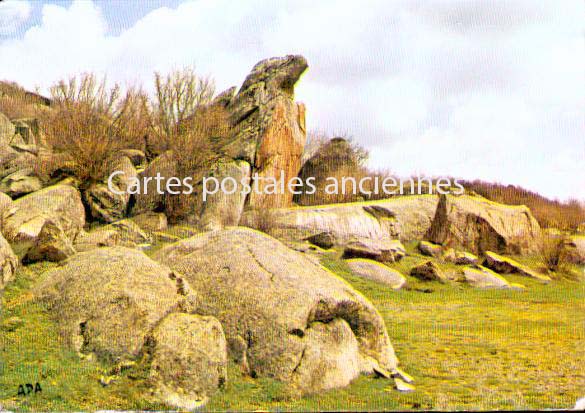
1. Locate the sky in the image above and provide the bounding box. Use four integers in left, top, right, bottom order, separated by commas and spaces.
0, 0, 583, 201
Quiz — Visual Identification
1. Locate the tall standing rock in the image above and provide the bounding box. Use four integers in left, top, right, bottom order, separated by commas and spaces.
225, 55, 308, 208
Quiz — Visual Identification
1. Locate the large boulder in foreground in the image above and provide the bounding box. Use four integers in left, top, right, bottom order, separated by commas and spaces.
0, 232, 18, 289
35, 247, 196, 359
36, 247, 227, 408
2, 184, 85, 262
426, 194, 542, 255
147, 313, 228, 409
153, 228, 398, 394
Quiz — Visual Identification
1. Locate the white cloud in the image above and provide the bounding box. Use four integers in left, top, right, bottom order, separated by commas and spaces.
0, 0, 583, 200
0, 0, 31, 35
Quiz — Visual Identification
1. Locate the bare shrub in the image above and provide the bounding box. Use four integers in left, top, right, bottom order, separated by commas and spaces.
163, 104, 233, 222
150, 68, 215, 156
539, 233, 570, 273
38, 74, 152, 186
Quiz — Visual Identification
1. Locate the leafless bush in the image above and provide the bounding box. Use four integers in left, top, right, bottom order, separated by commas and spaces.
150, 68, 215, 155
39, 74, 147, 186
163, 104, 232, 222
539, 233, 570, 273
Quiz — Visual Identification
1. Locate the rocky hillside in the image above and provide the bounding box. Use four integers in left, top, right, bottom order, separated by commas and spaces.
0, 56, 583, 409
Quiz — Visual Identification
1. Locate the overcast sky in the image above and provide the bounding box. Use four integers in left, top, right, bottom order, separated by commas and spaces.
0, 0, 583, 200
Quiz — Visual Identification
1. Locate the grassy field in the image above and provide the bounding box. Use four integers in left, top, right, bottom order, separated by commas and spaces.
1, 251, 584, 411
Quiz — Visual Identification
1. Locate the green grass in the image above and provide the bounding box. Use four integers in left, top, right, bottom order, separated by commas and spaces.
1, 252, 584, 411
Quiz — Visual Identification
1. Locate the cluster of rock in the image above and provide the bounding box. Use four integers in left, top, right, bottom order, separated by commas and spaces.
0, 55, 582, 408
0, 56, 409, 408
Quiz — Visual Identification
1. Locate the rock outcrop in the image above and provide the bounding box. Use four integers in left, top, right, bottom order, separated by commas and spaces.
241, 195, 439, 245
2, 184, 85, 262
153, 227, 398, 394
426, 194, 542, 255
346, 259, 406, 289
223, 55, 308, 208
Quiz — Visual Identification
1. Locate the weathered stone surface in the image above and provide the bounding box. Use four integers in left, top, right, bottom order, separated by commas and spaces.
426, 194, 542, 255
290, 318, 363, 391
85, 156, 137, 223
410, 261, 447, 282
0, 145, 36, 181
346, 259, 406, 289
241, 196, 439, 245
227, 55, 308, 208
483, 251, 550, 282
0, 112, 15, 145
74, 219, 152, 252
444, 250, 479, 265
132, 151, 176, 215
418, 241, 442, 258
147, 313, 227, 409
119, 149, 146, 168
153, 228, 398, 394
0, 191, 14, 217
199, 160, 251, 231
2, 184, 85, 261
11, 118, 44, 146
129, 212, 168, 233
461, 266, 510, 289
343, 237, 405, 263
565, 235, 585, 265
0, 169, 42, 197
306, 231, 336, 249
35, 247, 196, 360
0, 232, 18, 289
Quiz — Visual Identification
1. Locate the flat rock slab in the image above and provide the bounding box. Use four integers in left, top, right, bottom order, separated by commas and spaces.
346, 259, 406, 289
483, 251, 550, 282
461, 266, 511, 289
343, 238, 406, 263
